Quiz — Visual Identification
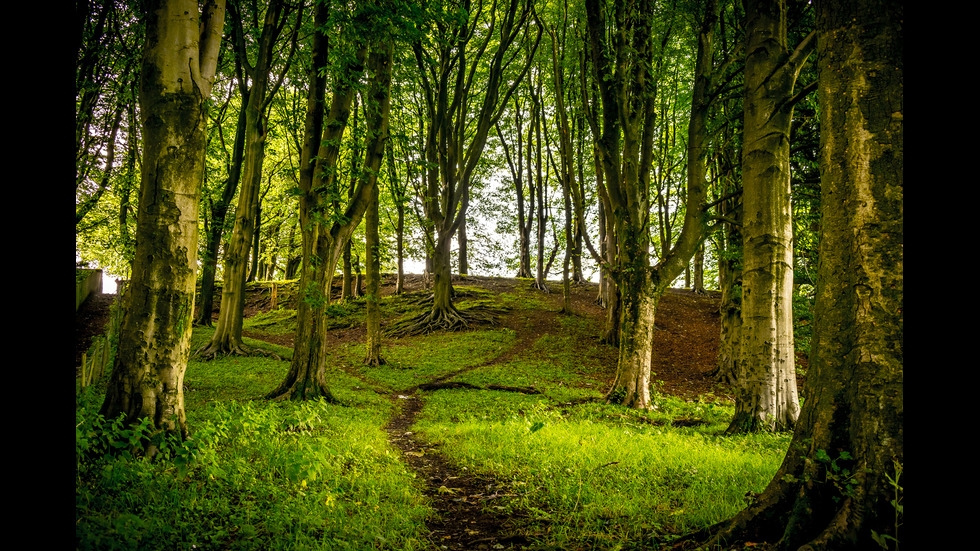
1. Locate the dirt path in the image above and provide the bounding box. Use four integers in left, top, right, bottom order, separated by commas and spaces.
385, 392, 532, 550
382, 312, 549, 550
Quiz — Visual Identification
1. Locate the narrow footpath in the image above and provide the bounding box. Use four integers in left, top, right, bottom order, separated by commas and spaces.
385, 390, 533, 550
381, 316, 549, 550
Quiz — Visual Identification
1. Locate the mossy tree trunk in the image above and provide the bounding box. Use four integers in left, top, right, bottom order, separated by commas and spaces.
100, 0, 225, 442
267, 17, 392, 399
682, 1, 903, 547
362, 42, 394, 366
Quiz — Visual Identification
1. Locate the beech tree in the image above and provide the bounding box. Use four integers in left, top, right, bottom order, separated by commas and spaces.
391, 0, 540, 335
679, 0, 903, 546
200, 0, 300, 357
75, 0, 140, 231
583, 0, 713, 409
266, 0, 395, 400
362, 42, 396, 366
495, 95, 536, 279
99, 0, 226, 442
725, 0, 815, 433
195, 82, 247, 326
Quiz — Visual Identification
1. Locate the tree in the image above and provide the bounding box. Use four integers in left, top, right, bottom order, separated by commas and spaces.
362, 42, 396, 366
725, 0, 815, 433
99, 0, 226, 443
678, 0, 902, 546
392, 0, 540, 335
266, 0, 395, 400
76, 0, 141, 231
583, 0, 712, 409
495, 94, 536, 279
195, 81, 248, 326
200, 0, 300, 358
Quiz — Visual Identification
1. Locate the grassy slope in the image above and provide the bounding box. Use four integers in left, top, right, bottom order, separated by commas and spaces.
75, 278, 790, 550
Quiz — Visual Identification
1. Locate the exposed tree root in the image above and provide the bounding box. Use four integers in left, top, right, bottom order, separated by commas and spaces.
415, 381, 540, 394
386, 308, 470, 338
529, 281, 550, 293
385, 302, 505, 338
668, 462, 892, 551
264, 377, 341, 404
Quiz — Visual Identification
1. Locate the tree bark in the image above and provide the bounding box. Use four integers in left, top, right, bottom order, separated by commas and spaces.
364, 177, 385, 365
201, 0, 289, 357
100, 0, 225, 443
727, 0, 814, 433
267, 10, 391, 398
679, 1, 903, 547
386, 136, 407, 294
585, 0, 712, 408
362, 42, 395, 366
196, 94, 248, 326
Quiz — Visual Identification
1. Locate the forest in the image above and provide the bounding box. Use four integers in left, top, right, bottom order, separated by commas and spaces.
75, 0, 902, 549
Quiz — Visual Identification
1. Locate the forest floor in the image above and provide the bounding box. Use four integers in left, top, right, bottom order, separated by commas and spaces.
75, 274, 795, 550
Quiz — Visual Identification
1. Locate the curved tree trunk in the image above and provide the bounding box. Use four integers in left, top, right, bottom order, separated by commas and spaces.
200, 0, 287, 357
587, 0, 713, 408
268, 28, 391, 399
401, 0, 539, 335
100, 0, 225, 443
680, 1, 903, 547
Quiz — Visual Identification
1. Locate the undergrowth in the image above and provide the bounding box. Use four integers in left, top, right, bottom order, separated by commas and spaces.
76, 278, 792, 550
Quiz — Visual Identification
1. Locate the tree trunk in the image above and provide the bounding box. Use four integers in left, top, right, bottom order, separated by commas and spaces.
195, 98, 247, 326
715, 215, 742, 385
386, 138, 406, 294
400, 0, 539, 335
586, 0, 712, 408
457, 186, 469, 276
201, 0, 286, 357
265, 3, 356, 401
100, 0, 225, 444
268, 28, 391, 399
727, 0, 814, 433
681, 1, 903, 547
364, 182, 384, 360
531, 75, 549, 292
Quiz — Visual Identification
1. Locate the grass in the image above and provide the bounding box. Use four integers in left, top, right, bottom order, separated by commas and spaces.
76, 281, 791, 550
415, 390, 787, 548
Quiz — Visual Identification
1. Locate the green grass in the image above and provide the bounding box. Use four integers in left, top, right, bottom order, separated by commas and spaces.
76, 284, 791, 550
76, 391, 429, 550
76, 328, 431, 551
415, 390, 787, 548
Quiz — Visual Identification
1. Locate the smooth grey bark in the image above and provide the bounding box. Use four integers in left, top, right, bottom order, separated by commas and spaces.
727, 0, 815, 434
680, 1, 903, 546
